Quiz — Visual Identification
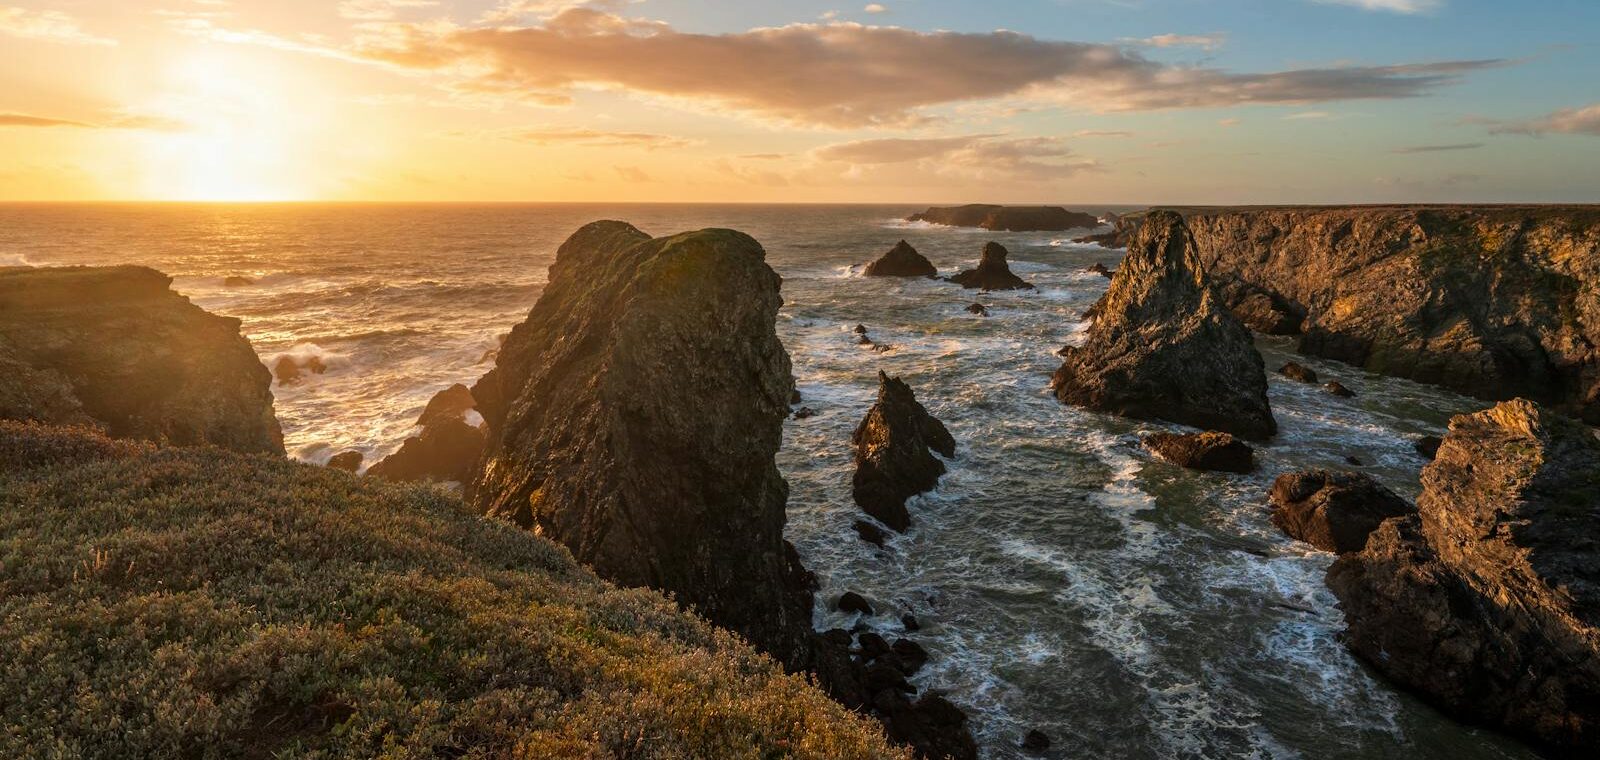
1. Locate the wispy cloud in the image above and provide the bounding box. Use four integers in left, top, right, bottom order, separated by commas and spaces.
1073, 129, 1133, 137
491, 127, 697, 149
1485, 103, 1600, 136
1122, 32, 1226, 51
813, 133, 1099, 182
1283, 111, 1333, 120
1391, 142, 1482, 153
0, 6, 115, 45
0, 113, 94, 128
338, 0, 438, 21
0, 112, 185, 130
1312, 0, 1442, 14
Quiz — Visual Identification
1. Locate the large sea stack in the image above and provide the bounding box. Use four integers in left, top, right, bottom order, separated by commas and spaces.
1326, 399, 1600, 751
948, 242, 1034, 291
852, 371, 957, 532
0, 265, 282, 454
908, 204, 1099, 232
466, 221, 812, 667
1051, 211, 1277, 440
865, 240, 938, 277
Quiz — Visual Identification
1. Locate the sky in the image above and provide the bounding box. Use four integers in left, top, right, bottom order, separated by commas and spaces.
1, 0, 1597, 203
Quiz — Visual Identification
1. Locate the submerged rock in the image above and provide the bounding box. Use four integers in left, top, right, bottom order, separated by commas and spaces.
466, 220, 812, 668
1327, 399, 1600, 750
908, 204, 1098, 232
852, 372, 957, 532
853, 519, 887, 547
1143, 431, 1255, 473
965, 302, 989, 316
948, 242, 1034, 291
1051, 211, 1277, 440
1086, 262, 1114, 278
367, 383, 485, 484
222, 275, 254, 287
865, 240, 938, 277
0, 265, 282, 454
1269, 470, 1414, 553
1324, 381, 1356, 398
1277, 362, 1319, 384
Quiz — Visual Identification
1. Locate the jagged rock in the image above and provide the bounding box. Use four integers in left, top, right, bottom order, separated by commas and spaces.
1269, 470, 1415, 553
367, 383, 485, 484
1022, 730, 1052, 753
326, 450, 363, 472
1324, 381, 1356, 398
1414, 434, 1443, 459
0, 266, 282, 453
854, 519, 887, 547
1051, 211, 1277, 440
1087, 262, 1114, 278
965, 303, 988, 316
838, 591, 875, 616
1278, 362, 1319, 384
222, 275, 254, 287
466, 221, 812, 668
865, 240, 938, 277
908, 204, 1098, 232
948, 243, 1034, 291
1143, 431, 1255, 473
1327, 400, 1600, 751
852, 372, 957, 532
854, 324, 869, 334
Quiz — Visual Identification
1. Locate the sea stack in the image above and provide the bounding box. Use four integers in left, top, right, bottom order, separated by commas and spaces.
907, 204, 1099, 232
948, 242, 1034, 291
367, 383, 485, 484
851, 372, 956, 532
466, 221, 813, 668
1326, 399, 1600, 751
0, 265, 282, 454
865, 240, 938, 277
1050, 211, 1276, 440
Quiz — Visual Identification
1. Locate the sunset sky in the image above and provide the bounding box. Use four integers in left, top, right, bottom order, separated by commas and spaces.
2, 0, 1597, 203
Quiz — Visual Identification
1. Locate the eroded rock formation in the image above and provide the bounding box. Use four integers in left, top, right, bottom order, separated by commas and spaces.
367, 383, 484, 484
852, 372, 957, 532
1051, 211, 1277, 440
1269, 470, 1414, 553
0, 265, 282, 454
948, 242, 1033, 291
908, 204, 1098, 231
865, 240, 938, 277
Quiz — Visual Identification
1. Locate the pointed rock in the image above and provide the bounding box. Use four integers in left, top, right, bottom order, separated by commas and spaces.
1050, 210, 1277, 440
368, 383, 485, 484
948, 242, 1033, 291
852, 372, 956, 532
865, 240, 937, 277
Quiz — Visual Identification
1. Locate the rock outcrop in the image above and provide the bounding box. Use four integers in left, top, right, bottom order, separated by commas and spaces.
1143, 431, 1254, 473
1269, 470, 1415, 553
0, 265, 282, 454
1051, 211, 1277, 440
467, 221, 813, 668
367, 383, 485, 484
908, 204, 1098, 232
948, 242, 1034, 291
852, 372, 957, 532
865, 240, 938, 277
1327, 400, 1600, 751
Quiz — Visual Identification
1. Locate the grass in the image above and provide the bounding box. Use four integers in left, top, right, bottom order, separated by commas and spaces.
0, 422, 904, 760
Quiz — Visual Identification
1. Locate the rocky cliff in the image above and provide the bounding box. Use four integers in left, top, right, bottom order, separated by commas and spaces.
0, 265, 282, 454
1326, 399, 1600, 751
467, 221, 813, 668
908, 204, 1099, 232
1100, 206, 1600, 423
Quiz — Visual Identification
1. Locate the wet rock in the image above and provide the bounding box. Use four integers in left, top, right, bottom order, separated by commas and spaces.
1344, 455, 1364, 466
853, 324, 869, 334
792, 406, 817, 420
965, 302, 989, 316
1143, 431, 1255, 473
0, 266, 282, 454
865, 240, 938, 277
326, 450, 363, 472
1051, 210, 1277, 440
1414, 435, 1442, 459
1087, 262, 1114, 278
865, 662, 914, 694
948, 242, 1034, 291
891, 638, 929, 675
1269, 470, 1415, 554
222, 275, 254, 287
1324, 381, 1356, 398
1277, 362, 1319, 384
854, 519, 887, 547
901, 614, 920, 632
838, 591, 875, 616
1022, 730, 1052, 753
367, 383, 486, 485
907, 204, 1098, 232
857, 631, 891, 659
790, 388, 803, 404
876, 692, 979, 760
465, 221, 813, 668
852, 372, 957, 532
273, 356, 302, 385
1327, 399, 1600, 751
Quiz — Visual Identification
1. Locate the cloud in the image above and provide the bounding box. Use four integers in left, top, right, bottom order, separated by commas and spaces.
0, 112, 184, 130
342, 9, 1502, 128
1072, 129, 1132, 137
1283, 111, 1332, 120
1486, 103, 1600, 137
813, 133, 1099, 182
338, 0, 438, 21
1123, 33, 1226, 51
0, 6, 115, 45
1217, 117, 1241, 127
1391, 142, 1483, 153
1312, 0, 1441, 13
494, 127, 696, 149
863, 3, 887, 12
613, 165, 654, 182
0, 113, 94, 128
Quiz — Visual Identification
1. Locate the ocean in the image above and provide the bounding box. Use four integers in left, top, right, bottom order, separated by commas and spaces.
0, 203, 1535, 759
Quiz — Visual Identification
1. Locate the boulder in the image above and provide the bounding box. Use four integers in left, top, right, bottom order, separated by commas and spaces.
908, 204, 1098, 232
1277, 362, 1319, 384
1414, 434, 1443, 459
1324, 381, 1356, 398
965, 303, 989, 316
326, 450, 363, 472
792, 406, 817, 420
1327, 399, 1600, 750
367, 383, 485, 484
1269, 470, 1415, 553
948, 243, 1034, 291
1143, 431, 1254, 473
891, 638, 929, 675
1051, 211, 1277, 440
865, 240, 938, 277
875, 692, 979, 760
1086, 262, 1114, 278
838, 591, 874, 616
854, 519, 887, 547
1022, 730, 1052, 753
852, 372, 957, 532
901, 614, 920, 632
466, 221, 813, 669
0, 266, 282, 454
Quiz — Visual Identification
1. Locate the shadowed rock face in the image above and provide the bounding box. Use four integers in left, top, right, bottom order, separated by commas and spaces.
1269, 470, 1414, 553
852, 372, 956, 532
1327, 399, 1600, 751
865, 240, 938, 277
948, 242, 1034, 291
0, 265, 282, 454
908, 204, 1098, 232
367, 383, 485, 484
1051, 211, 1277, 440
467, 221, 812, 668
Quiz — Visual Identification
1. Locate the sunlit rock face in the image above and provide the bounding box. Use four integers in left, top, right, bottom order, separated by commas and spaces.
1328, 399, 1600, 752
467, 220, 813, 667
0, 265, 282, 454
